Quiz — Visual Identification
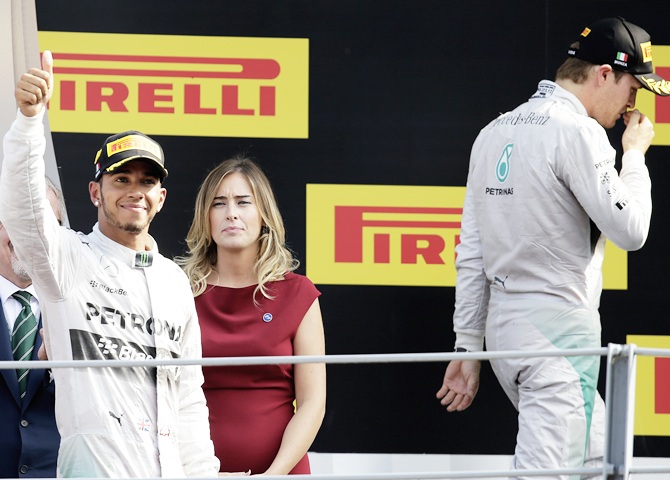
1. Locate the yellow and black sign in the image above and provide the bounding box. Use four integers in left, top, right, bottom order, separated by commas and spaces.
38, 31, 309, 138
307, 184, 628, 288
636, 46, 670, 145
628, 335, 670, 436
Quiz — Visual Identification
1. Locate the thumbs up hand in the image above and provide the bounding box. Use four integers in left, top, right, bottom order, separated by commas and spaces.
15, 50, 54, 118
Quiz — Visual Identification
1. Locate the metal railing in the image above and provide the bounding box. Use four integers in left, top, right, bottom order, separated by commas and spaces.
3, 343, 670, 479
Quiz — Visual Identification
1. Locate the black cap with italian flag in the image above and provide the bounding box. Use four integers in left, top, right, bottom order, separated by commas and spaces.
567, 16, 670, 96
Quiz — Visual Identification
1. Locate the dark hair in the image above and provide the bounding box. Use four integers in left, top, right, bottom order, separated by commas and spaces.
556, 54, 626, 84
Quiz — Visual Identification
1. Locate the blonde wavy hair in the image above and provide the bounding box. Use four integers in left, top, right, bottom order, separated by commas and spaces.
176, 156, 299, 300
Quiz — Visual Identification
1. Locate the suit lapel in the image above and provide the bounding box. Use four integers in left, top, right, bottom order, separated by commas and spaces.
0, 306, 21, 404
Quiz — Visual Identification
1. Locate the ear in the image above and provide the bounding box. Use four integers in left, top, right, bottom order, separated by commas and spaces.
156, 187, 167, 213
89, 180, 101, 207
595, 64, 614, 86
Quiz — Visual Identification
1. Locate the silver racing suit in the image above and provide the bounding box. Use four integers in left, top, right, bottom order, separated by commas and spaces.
0, 110, 220, 477
453, 81, 652, 479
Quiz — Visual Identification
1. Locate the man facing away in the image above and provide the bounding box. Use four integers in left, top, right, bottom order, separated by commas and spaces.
436, 17, 668, 480
0, 50, 220, 477
0, 178, 63, 478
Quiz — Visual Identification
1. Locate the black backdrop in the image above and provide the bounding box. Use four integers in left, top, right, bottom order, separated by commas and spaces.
34, 0, 670, 456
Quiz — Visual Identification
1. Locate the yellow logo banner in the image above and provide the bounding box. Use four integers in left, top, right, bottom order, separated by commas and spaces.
628, 335, 670, 436
635, 45, 670, 145
38, 31, 309, 138
306, 184, 627, 288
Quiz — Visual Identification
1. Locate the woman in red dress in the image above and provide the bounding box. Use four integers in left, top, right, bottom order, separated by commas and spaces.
177, 157, 326, 475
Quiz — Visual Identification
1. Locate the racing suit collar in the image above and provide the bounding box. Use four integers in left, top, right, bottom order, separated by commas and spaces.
532, 80, 589, 117
90, 223, 159, 268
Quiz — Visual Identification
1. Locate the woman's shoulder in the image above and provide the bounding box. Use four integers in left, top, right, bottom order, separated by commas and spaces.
282, 272, 315, 286
277, 272, 320, 297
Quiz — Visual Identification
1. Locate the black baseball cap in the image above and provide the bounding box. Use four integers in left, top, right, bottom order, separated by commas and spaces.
93, 130, 168, 181
567, 16, 670, 96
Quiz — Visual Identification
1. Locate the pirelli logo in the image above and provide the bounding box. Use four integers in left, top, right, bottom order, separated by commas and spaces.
306, 184, 628, 288
334, 206, 462, 265
306, 184, 463, 286
628, 335, 670, 436
635, 45, 670, 146
38, 31, 308, 138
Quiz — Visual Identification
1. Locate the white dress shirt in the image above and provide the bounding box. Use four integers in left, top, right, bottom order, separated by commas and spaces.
0, 275, 39, 334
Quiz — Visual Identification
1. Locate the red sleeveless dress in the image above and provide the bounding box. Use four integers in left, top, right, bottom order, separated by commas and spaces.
196, 273, 321, 474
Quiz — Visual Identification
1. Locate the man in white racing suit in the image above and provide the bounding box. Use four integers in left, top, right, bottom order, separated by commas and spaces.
436, 17, 669, 480
0, 51, 220, 477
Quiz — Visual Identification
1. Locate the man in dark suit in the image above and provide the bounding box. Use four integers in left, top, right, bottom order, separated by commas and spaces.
0, 177, 64, 478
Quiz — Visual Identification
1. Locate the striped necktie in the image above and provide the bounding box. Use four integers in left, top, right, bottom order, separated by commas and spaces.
11, 291, 37, 400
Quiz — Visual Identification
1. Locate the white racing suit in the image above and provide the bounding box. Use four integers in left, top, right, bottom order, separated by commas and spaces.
0, 111, 220, 478
453, 81, 652, 479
